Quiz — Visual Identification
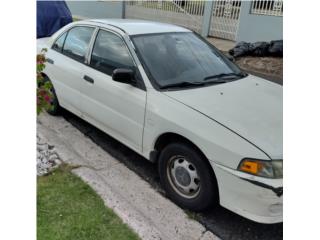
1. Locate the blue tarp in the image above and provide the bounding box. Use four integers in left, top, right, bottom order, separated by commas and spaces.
37, 1, 72, 38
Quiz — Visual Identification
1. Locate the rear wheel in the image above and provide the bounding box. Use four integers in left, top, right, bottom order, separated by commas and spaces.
158, 142, 218, 211
43, 76, 61, 115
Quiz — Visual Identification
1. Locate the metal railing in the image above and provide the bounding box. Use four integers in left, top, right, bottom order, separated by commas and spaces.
125, 0, 204, 33
125, 0, 282, 41
127, 0, 205, 15
251, 0, 283, 16
210, 0, 242, 41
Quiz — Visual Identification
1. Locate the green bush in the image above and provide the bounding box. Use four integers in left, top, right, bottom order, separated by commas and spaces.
37, 49, 53, 115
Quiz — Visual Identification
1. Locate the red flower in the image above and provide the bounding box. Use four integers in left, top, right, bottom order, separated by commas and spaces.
44, 95, 51, 103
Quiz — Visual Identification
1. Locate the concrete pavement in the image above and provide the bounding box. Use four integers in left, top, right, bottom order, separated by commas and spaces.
206, 37, 235, 52
37, 112, 220, 240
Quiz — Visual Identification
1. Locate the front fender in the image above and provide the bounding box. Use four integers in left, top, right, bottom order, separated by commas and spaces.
142, 89, 269, 169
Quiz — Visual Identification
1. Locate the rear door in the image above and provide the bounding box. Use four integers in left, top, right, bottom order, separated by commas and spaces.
79, 29, 147, 153
45, 26, 95, 115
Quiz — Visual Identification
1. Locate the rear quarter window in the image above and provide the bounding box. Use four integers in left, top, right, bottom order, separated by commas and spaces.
52, 32, 67, 52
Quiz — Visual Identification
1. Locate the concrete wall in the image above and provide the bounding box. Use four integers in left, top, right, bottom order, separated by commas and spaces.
236, 1, 283, 42
66, 1, 123, 19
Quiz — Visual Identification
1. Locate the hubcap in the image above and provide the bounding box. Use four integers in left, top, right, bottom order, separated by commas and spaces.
167, 155, 201, 199
175, 166, 191, 186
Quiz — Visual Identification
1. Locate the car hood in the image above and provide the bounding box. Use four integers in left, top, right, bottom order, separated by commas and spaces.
163, 75, 283, 159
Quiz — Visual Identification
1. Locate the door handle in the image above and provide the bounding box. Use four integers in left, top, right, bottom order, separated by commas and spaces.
47, 58, 54, 64
83, 75, 94, 84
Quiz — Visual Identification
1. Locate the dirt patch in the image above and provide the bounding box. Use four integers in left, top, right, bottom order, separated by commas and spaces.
235, 56, 283, 85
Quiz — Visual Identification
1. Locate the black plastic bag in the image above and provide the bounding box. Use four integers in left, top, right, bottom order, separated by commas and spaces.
268, 40, 283, 57
251, 42, 270, 56
229, 40, 283, 58
228, 41, 252, 58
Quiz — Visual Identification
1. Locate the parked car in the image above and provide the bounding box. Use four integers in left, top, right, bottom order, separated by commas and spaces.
37, 19, 283, 224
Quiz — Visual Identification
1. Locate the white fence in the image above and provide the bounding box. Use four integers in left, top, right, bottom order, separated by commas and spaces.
125, 0, 283, 40
125, 0, 242, 41
210, 0, 241, 41
125, 1, 204, 33
250, 0, 283, 16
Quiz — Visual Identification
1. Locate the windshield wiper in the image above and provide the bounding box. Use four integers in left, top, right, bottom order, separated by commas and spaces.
203, 72, 246, 81
159, 81, 206, 89
159, 79, 230, 89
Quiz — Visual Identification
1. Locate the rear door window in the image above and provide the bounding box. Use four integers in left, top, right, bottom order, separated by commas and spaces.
62, 26, 95, 63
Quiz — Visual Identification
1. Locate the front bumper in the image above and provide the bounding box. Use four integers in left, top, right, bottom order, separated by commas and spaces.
212, 162, 283, 224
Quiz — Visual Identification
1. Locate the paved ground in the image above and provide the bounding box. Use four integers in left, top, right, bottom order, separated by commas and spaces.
55, 110, 283, 240
207, 37, 236, 53
38, 113, 219, 240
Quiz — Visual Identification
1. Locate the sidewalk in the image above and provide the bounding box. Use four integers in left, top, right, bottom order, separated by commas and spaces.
37, 113, 220, 240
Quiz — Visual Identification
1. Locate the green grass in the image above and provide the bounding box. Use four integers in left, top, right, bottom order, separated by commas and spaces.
37, 164, 140, 240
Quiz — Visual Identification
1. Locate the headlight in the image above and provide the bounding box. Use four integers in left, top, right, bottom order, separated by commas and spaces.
238, 158, 283, 178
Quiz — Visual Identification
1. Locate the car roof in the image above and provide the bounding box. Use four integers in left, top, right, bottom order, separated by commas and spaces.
82, 18, 191, 35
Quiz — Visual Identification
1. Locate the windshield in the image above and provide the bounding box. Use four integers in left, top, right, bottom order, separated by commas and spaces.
131, 32, 244, 89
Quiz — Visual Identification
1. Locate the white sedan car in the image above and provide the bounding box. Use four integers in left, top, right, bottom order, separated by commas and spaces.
37, 19, 283, 224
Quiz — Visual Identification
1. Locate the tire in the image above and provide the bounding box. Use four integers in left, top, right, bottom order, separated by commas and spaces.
43, 76, 61, 116
158, 142, 218, 211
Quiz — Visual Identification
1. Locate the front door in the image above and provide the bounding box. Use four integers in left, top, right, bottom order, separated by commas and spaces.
79, 29, 146, 153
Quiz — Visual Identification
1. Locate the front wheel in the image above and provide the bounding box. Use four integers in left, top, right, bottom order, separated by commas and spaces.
158, 142, 218, 211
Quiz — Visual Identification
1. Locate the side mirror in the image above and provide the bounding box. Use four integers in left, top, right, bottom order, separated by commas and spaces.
112, 68, 135, 84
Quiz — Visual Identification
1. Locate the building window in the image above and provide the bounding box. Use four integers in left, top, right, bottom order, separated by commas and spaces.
251, 0, 283, 16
